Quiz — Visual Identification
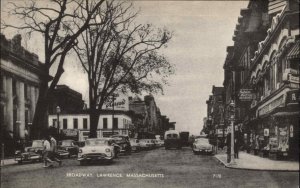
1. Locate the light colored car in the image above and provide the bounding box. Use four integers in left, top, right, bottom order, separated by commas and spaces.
155, 139, 164, 147
192, 138, 213, 155
78, 138, 116, 165
139, 139, 155, 150
130, 139, 141, 152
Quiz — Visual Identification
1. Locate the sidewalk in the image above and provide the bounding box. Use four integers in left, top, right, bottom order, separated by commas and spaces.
1, 158, 17, 167
215, 151, 299, 171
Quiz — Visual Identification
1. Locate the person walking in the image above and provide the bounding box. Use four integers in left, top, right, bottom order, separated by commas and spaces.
234, 131, 240, 159
43, 137, 54, 168
226, 132, 231, 163
49, 135, 62, 166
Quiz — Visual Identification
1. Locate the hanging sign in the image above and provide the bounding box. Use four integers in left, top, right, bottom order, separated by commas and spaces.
239, 89, 255, 101
264, 128, 269, 137
290, 125, 294, 138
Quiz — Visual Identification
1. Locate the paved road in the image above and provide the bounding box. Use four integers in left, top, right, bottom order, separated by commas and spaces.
1, 147, 299, 188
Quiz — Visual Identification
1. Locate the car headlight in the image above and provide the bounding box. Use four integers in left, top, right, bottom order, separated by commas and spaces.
79, 149, 82, 153
105, 148, 111, 152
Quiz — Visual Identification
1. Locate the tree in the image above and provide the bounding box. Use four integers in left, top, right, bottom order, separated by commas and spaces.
1, 0, 106, 139
73, 1, 174, 138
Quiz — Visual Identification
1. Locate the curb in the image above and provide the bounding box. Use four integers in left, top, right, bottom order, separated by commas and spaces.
214, 155, 300, 172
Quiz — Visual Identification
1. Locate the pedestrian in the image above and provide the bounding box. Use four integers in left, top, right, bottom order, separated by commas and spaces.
49, 135, 62, 166
43, 136, 54, 168
234, 131, 240, 159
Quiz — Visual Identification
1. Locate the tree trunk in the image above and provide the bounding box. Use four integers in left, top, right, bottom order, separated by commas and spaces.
89, 107, 100, 138
31, 81, 49, 139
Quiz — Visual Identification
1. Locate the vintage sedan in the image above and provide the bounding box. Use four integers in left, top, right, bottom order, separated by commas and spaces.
192, 138, 213, 155
139, 139, 155, 150
129, 138, 141, 152
110, 135, 131, 155
58, 139, 79, 158
15, 140, 44, 164
78, 138, 116, 165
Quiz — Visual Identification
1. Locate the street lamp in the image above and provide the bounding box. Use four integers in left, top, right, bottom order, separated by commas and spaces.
56, 106, 61, 137
229, 100, 235, 165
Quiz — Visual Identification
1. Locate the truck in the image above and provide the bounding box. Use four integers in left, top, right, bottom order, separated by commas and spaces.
180, 132, 190, 147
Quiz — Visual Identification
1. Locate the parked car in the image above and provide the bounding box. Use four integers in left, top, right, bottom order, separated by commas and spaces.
58, 139, 79, 158
130, 139, 141, 152
154, 139, 164, 147
192, 138, 213, 155
15, 140, 44, 164
110, 135, 131, 155
139, 139, 155, 150
78, 138, 116, 165
164, 130, 182, 150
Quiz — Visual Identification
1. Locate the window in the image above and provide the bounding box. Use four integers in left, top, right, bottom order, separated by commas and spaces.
12, 79, 16, 96
113, 118, 118, 129
63, 119, 68, 129
73, 118, 78, 129
103, 118, 107, 129
83, 118, 88, 129
52, 119, 57, 127
24, 84, 28, 100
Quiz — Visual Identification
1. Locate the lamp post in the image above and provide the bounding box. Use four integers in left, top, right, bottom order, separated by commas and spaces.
56, 106, 61, 137
229, 100, 235, 165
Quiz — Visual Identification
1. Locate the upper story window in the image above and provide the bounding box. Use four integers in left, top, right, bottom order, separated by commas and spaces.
103, 118, 107, 129
63, 119, 67, 129
73, 118, 78, 129
83, 118, 88, 129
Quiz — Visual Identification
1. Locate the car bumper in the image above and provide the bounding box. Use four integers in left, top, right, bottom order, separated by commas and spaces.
193, 148, 213, 152
15, 155, 41, 161
78, 155, 113, 161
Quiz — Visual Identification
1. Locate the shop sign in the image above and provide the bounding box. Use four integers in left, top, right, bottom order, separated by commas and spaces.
289, 74, 300, 83
290, 125, 294, 138
279, 128, 287, 136
239, 89, 255, 101
258, 95, 285, 116
61, 129, 78, 137
264, 129, 269, 136
286, 90, 300, 105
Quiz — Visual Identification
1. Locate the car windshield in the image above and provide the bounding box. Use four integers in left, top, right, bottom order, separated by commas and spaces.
61, 140, 73, 146
166, 134, 178, 139
196, 138, 209, 144
32, 140, 43, 147
85, 139, 108, 146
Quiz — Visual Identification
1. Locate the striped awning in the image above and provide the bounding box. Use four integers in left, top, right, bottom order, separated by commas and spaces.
287, 40, 300, 59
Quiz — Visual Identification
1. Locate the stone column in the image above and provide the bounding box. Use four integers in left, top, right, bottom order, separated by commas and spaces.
30, 85, 36, 120
5, 76, 13, 134
16, 81, 25, 139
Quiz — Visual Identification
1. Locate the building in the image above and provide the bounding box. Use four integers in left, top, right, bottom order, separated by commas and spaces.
48, 110, 132, 140
1, 34, 49, 155
48, 85, 85, 114
221, 0, 299, 160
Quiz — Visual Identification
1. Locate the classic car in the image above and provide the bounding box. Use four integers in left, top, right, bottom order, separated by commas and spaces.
154, 139, 164, 147
58, 139, 79, 158
192, 138, 213, 155
139, 139, 155, 150
129, 138, 141, 152
15, 140, 44, 164
78, 138, 116, 165
110, 135, 131, 155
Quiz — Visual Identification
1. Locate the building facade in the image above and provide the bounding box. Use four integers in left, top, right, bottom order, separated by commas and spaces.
1, 34, 49, 148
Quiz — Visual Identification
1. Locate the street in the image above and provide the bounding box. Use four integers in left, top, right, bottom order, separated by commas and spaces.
1, 147, 299, 188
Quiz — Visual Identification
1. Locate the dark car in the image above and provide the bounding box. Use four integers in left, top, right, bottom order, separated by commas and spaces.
58, 140, 79, 158
15, 140, 44, 164
110, 135, 131, 155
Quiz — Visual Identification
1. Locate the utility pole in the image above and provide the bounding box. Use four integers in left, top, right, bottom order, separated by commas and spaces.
229, 100, 235, 165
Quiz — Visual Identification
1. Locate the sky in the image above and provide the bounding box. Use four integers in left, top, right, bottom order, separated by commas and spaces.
1, 0, 249, 135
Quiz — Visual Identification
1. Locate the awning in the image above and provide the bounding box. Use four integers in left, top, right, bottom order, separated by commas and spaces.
272, 111, 300, 117
287, 40, 300, 59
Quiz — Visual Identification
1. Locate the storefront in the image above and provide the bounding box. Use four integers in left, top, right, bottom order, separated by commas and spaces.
249, 89, 299, 160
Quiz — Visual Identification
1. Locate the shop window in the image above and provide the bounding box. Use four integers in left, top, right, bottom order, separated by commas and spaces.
103, 118, 107, 129
83, 118, 88, 129
73, 118, 78, 129
63, 119, 67, 129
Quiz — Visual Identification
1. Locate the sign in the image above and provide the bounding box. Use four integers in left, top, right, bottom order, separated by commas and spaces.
264, 128, 269, 136
286, 90, 300, 105
103, 93, 129, 111
289, 74, 300, 83
61, 129, 78, 137
290, 125, 294, 138
239, 89, 255, 101
258, 95, 285, 116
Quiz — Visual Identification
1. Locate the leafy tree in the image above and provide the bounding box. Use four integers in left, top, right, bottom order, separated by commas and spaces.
1, 0, 106, 138
73, 1, 174, 138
